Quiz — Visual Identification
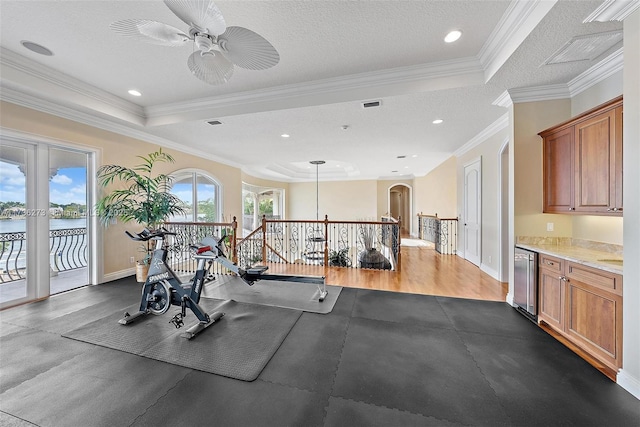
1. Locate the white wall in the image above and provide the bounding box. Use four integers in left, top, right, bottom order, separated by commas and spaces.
288, 180, 378, 221
620, 7, 640, 400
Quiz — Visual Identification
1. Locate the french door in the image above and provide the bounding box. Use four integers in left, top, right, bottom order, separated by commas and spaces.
0, 135, 96, 308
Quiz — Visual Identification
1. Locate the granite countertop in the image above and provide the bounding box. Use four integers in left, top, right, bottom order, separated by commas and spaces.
516, 243, 623, 275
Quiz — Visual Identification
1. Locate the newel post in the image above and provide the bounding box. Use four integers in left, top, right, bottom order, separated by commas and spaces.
397, 215, 402, 271
323, 214, 329, 266
262, 215, 267, 263
231, 216, 238, 263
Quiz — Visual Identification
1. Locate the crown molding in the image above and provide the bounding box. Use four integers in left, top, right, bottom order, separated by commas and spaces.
0, 85, 242, 171
0, 47, 145, 125
506, 84, 571, 104
492, 47, 624, 106
568, 47, 624, 96
144, 57, 484, 126
479, 0, 558, 83
492, 90, 513, 108
454, 113, 509, 157
583, 0, 640, 22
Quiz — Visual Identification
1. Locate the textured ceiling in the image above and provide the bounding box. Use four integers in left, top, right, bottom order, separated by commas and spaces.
0, 0, 626, 181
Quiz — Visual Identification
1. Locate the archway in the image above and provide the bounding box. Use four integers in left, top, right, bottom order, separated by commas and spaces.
387, 183, 412, 236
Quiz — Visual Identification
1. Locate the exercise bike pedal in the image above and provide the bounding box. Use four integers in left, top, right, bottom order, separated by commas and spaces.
169, 313, 185, 329
181, 311, 225, 340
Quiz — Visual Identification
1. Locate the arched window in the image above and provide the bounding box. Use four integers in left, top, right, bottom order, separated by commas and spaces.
169, 170, 222, 222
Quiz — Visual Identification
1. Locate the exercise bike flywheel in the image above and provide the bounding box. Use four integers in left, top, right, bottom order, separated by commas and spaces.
147, 280, 172, 315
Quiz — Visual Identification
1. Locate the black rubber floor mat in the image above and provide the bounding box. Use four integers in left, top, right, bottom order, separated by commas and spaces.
62, 298, 301, 381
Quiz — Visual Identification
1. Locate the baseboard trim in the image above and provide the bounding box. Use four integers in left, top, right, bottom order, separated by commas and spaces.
506, 292, 515, 306
102, 267, 135, 284
480, 263, 500, 281
617, 370, 640, 400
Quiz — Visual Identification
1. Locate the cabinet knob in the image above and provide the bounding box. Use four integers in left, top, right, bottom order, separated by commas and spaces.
547, 261, 554, 266
568, 207, 575, 211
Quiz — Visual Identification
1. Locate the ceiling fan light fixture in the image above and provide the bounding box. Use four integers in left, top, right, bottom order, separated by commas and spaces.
194, 33, 214, 52
187, 50, 234, 85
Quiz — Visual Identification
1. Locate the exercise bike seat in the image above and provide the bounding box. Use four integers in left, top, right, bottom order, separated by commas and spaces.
246, 265, 269, 275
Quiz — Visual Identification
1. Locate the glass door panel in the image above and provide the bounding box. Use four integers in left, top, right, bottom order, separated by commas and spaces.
0, 144, 29, 305
49, 147, 89, 294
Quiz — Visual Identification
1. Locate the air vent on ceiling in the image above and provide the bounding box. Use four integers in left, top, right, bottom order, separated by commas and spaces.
543, 30, 623, 65
207, 120, 223, 126
362, 100, 381, 108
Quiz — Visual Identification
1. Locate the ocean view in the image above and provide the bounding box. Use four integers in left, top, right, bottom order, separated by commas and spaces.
0, 218, 87, 233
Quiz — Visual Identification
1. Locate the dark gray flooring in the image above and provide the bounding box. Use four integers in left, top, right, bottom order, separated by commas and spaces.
1, 277, 638, 426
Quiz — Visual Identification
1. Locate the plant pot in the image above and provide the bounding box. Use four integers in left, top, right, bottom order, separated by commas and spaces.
359, 248, 391, 270
136, 262, 149, 282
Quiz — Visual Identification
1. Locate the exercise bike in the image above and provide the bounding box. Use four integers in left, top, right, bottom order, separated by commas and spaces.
120, 228, 225, 339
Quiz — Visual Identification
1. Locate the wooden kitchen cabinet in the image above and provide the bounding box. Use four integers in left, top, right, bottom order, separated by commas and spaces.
537, 253, 623, 372
538, 254, 565, 330
565, 262, 623, 370
540, 96, 623, 215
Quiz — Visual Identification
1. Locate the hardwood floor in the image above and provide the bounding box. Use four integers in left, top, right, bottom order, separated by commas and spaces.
264, 243, 508, 302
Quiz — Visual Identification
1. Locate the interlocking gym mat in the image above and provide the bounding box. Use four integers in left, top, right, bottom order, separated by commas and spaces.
63, 298, 301, 381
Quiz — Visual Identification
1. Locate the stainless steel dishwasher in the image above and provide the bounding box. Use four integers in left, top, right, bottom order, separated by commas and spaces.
514, 247, 538, 321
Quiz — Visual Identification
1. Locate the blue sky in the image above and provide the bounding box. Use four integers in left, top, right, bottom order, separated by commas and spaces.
0, 161, 87, 205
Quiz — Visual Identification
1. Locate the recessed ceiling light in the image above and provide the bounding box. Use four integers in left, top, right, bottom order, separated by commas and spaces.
128, 89, 142, 97
412, 154, 418, 158
281, 134, 290, 138
20, 40, 53, 56
432, 119, 443, 124
444, 30, 462, 43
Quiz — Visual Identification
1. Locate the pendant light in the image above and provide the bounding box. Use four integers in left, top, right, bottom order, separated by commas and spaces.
309, 160, 325, 221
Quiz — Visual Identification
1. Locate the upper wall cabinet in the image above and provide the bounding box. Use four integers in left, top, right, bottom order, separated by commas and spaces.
539, 96, 623, 216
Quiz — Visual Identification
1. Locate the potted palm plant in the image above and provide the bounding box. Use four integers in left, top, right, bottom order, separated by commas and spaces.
95, 148, 186, 281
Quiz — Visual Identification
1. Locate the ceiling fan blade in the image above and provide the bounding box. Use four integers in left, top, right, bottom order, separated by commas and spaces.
164, 0, 226, 35
187, 51, 234, 85
110, 19, 189, 46
218, 26, 280, 70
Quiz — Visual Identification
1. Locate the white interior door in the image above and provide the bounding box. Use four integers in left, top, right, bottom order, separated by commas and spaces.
464, 158, 482, 266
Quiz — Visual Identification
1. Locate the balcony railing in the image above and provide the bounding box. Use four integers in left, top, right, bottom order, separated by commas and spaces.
237, 215, 401, 271
163, 219, 238, 276
417, 213, 458, 254
0, 227, 88, 283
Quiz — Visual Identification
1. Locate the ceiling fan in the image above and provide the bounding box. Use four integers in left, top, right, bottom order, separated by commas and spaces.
110, 0, 279, 85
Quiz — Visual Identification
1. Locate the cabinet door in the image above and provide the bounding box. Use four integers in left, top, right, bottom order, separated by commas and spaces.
543, 127, 574, 213
574, 108, 620, 214
539, 268, 565, 330
565, 280, 622, 369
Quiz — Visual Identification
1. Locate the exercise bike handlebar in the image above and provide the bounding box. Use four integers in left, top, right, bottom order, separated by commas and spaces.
125, 227, 177, 242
